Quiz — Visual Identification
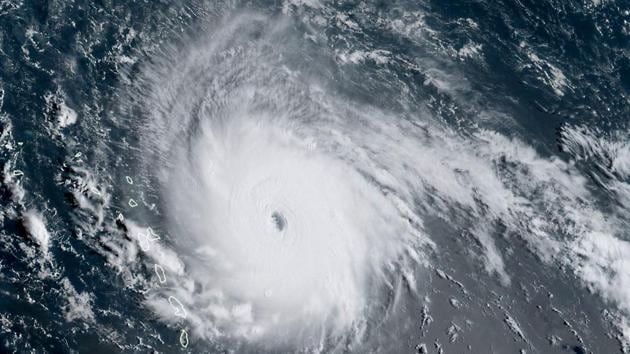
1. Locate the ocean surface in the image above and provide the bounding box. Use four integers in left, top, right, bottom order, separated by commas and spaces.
0, 0, 629, 352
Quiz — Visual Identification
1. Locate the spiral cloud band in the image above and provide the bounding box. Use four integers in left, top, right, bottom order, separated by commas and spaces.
116, 11, 630, 352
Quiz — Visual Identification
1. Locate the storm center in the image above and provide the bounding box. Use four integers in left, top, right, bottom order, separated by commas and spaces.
271, 211, 287, 232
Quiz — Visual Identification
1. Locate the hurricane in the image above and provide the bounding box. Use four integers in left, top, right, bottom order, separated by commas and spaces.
1, 0, 629, 353
126, 15, 431, 348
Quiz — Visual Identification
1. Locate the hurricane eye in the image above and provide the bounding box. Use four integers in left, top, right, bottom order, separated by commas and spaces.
271, 211, 286, 232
